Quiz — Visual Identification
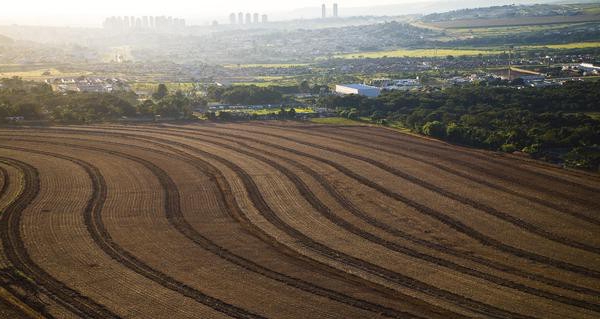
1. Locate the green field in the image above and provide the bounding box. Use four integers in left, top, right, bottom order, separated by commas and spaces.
528, 42, 600, 49
223, 63, 309, 68
130, 82, 196, 93
309, 117, 364, 125
450, 23, 586, 37
584, 112, 600, 120
335, 40, 600, 60
223, 107, 314, 115
426, 15, 600, 29
336, 48, 498, 59
0, 68, 91, 80
232, 76, 300, 87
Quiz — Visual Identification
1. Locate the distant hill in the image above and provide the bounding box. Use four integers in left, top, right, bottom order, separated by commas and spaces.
421, 3, 598, 23
277, 0, 564, 20
0, 34, 13, 44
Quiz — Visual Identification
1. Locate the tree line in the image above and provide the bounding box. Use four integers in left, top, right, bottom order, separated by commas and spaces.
0, 79, 196, 123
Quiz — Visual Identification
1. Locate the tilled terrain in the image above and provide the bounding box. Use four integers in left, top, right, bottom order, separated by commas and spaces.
0, 122, 598, 319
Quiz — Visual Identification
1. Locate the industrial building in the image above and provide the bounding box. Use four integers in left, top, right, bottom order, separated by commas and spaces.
103, 16, 185, 30
335, 84, 381, 97
371, 78, 421, 90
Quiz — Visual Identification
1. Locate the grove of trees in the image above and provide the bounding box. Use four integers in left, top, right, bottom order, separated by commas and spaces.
0, 78, 194, 123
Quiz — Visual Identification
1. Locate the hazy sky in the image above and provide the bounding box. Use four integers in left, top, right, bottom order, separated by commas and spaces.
4, 0, 407, 17
0, 0, 544, 26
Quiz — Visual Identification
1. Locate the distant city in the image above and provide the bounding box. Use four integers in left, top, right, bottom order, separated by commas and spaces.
103, 16, 186, 31
102, 3, 340, 30
228, 12, 268, 25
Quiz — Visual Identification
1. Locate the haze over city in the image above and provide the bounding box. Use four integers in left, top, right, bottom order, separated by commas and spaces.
1, 0, 566, 26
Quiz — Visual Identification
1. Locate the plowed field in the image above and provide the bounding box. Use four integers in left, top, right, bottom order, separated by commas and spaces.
0, 122, 598, 319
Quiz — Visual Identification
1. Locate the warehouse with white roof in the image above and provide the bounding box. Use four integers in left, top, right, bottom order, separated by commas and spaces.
335, 84, 381, 97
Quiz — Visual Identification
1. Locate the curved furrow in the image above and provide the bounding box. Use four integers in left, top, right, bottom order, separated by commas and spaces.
257, 122, 600, 183
125, 127, 600, 297
0, 146, 266, 319
219, 125, 600, 253
4, 128, 600, 318
35, 128, 546, 319
320, 125, 600, 205
0, 165, 9, 201
269, 123, 600, 186
108, 126, 600, 312
10, 127, 599, 287
8, 127, 600, 281
1, 133, 535, 318
0, 156, 121, 319
255, 123, 600, 227
133, 125, 600, 278
0, 138, 444, 319
335, 125, 600, 193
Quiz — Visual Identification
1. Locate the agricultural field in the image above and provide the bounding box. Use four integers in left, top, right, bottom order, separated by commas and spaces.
0, 68, 91, 80
335, 40, 600, 60
426, 15, 600, 29
130, 82, 197, 93
448, 22, 595, 37
231, 76, 301, 87
222, 63, 309, 69
0, 123, 599, 318
220, 107, 315, 115
335, 48, 497, 59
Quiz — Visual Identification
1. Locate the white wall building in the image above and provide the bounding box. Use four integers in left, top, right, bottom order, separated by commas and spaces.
372, 78, 421, 91
579, 63, 600, 72
335, 84, 381, 97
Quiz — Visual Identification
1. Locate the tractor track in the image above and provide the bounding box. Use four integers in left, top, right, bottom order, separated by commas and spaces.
2, 125, 598, 318
0, 156, 121, 318
259, 124, 600, 227
126, 125, 600, 278
0, 146, 266, 319
8, 129, 542, 319
0, 137, 446, 319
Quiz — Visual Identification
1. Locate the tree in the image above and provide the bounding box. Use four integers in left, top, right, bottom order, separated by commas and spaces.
153, 84, 168, 100
206, 85, 225, 101
138, 99, 156, 116
422, 121, 446, 138
15, 102, 43, 119
299, 80, 311, 93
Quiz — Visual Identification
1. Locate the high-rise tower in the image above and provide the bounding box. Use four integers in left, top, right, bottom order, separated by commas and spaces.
253, 13, 259, 24
261, 14, 268, 23
322, 4, 326, 18
245, 13, 252, 24
229, 13, 236, 24
333, 3, 338, 17
238, 12, 244, 25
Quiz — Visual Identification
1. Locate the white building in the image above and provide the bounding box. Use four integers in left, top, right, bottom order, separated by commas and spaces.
579, 63, 600, 72
335, 84, 381, 97
372, 78, 421, 91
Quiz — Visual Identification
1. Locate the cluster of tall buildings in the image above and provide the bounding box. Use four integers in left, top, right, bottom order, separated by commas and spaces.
229, 12, 268, 25
322, 3, 339, 18
103, 16, 186, 31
